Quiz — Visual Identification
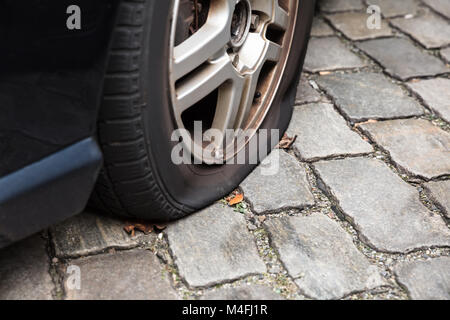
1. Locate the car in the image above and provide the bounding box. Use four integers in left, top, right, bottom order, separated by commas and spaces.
0, 0, 315, 248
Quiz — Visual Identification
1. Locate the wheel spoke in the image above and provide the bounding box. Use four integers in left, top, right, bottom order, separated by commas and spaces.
265, 40, 282, 62
224, 31, 282, 128
172, 0, 235, 81
250, 0, 289, 30
232, 71, 260, 130
211, 76, 246, 135
174, 53, 243, 115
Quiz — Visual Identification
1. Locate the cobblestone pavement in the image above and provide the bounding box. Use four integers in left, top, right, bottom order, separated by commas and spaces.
1, 0, 449, 300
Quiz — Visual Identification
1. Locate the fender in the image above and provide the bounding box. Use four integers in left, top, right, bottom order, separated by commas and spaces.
0, 0, 119, 177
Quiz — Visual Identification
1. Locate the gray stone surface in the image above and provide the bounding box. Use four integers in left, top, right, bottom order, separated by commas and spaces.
64, 249, 178, 300
407, 78, 450, 123
50, 212, 153, 258
296, 78, 322, 104
357, 38, 449, 80
441, 47, 450, 63
360, 119, 450, 179
311, 18, 334, 37
241, 150, 315, 214
424, 180, 450, 219
286, 103, 373, 160
304, 37, 367, 72
317, 72, 424, 122
319, 0, 364, 13
166, 203, 265, 287
0, 235, 53, 300
395, 257, 450, 300
314, 157, 450, 252
266, 215, 385, 299
366, 0, 420, 18
202, 284, 283, 300
391, 12, 450, 49
325, 12, 393, 40
423, 0, 450, 19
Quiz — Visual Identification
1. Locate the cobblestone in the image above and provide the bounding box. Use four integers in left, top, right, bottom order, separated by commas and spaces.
357, 38, 449, 80
317, 72, 424, 122
287, 103, 373, 160
325, 12, 393, 41
304, 37, 367, 73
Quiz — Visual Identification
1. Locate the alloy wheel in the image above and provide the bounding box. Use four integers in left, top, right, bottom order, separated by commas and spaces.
169, 0, 298, 163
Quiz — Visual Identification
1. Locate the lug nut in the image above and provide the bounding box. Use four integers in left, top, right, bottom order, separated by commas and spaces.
232, 55, 240, 67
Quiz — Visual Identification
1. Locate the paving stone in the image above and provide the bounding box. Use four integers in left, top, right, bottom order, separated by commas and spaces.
317, 72, 424, 122
357, 38, 449, 80
395, 257, 450, 300
304, 37, 367, 72
366, 0, 420, 18
391, 11, 450, 49
360, 119, 450, 179
0, 235, 53, 300
286, 103, 373, 161
296, 77, 322, 104
201, 284, 283, 300
50, 211, 154, 258
266, 215, 385, 299
441, 47, 450, 63
314, 157, 450, 253
311, 18, 334, 37
240, 150, 315, 214
424, 180, 450, 219
166, 203, 265, 287
325, 12, 393, 41
423, 0, 450, 19
407, 78, 450, 123
319, 0, 364, 13
64, 249, 178, 300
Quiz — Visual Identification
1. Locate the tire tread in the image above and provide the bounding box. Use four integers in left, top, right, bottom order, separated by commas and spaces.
91, 0, 185, 221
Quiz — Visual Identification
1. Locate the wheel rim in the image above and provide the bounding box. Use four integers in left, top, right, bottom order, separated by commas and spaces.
169, 0, 298, 164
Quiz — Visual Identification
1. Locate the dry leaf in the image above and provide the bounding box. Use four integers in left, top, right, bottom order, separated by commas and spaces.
124, 221, 154, 236
228, 193, 244, 206
124, 225, 136, 237
354, 119, 378, 128
277, 133, 297, 149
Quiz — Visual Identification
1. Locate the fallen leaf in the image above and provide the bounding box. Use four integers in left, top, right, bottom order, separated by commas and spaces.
124, 220, 154, 236
277, 133, 297, 149
124, 225, 136, 237
354, 119, 378, 128
228, 193, 244, 206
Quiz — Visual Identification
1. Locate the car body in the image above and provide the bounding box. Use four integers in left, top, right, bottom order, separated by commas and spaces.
0, 0, 119, 247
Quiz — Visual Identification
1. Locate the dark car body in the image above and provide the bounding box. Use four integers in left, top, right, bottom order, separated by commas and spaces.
0, 0, 120, 248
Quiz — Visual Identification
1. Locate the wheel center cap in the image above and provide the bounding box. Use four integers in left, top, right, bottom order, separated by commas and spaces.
230, 0, 252, 48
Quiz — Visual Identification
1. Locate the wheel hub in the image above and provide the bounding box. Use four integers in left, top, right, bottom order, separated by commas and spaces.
230, 0, 251, 48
